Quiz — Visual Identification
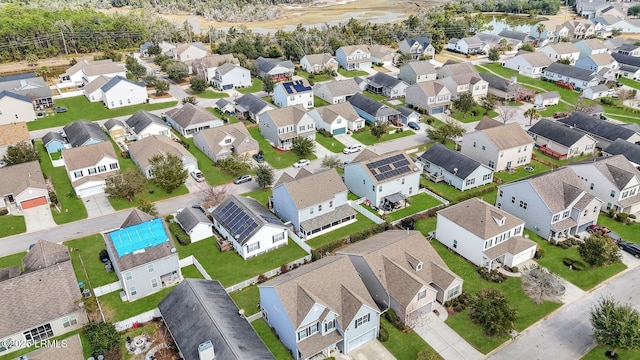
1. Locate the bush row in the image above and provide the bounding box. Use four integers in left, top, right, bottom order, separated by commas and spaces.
311, 222, 391, 260
477, 267, 506, 283
168, 222, 191, 246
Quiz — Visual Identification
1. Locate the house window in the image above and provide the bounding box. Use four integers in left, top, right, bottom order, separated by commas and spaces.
329, 201, 333, 208
372, 185, 375, 191
473, 141, 476, 148
225, 138, 232, 144
318, 204, 322, 211
119, 100, 123, 105
511, 196, 515, 204
482, 145, 486, 151
488, 160, 495, 169
62, 315, 78, 328
448, 286, 460, 299
130, 286, 137, 296
247, 242, 260, 253
418, 289, 427, 300
514, 226, 521, 235
497, 202, 501, 208
519, 201, 527, 209
23, 324, 53, 344
355, 314, 371, 328
324, 319, 336, 332
485, 239, 492, 249
298, 323, 320, 341
110, 163, 119, 170
379, 186, 382, 192
272, 232, 285, 243
98, 165, 107, 172
402, 178, 405, 185
453, 239, 458, 248
590, 183, 594, 190
310, 207, 314, 214
499, 190, 503, 197
363, 179, 366, 185
483, 174, 492, 181
88, 167, 97, 175
593, 206, 598, 213
409, 187, 413, 195
563, 210, 570, 218
552, 214, 560, 222
466, 178, 475, 186
74, 170, 83, 178
611, 190, 616, 198
147, 264, 154, 273
151, 278, 158, 288
125, 271, 132, 281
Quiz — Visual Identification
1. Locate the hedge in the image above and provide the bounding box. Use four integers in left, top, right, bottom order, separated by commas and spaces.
169, 222, 191, 246
311, 222, 391, 260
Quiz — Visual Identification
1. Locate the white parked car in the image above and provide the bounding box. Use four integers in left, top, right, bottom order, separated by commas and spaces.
293, 159, 310, 168
343, 144, 363, 154
190, 170, 205, 182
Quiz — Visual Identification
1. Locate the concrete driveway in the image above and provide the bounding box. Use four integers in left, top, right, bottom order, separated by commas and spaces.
23, 205, 56, 233
413, 312, 483, 360
83, 193, 115, 218
348, 340, 396, 360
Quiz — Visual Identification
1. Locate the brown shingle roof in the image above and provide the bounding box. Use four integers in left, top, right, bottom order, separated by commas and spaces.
474, 117, 503, 130
128, 135, 194, 169
263, 105, 308, 127
437, 198, 525, 239
0, 122, 29, 146
0, 161, 47, 197
22, 241, 70, 273
480, 123, 534, 150
83, 75, 111, 94
314, 102, 361, 123
277, 168, 346, 210
165, 103, 221, 128
518, 167, 596, 213
194, 122, 257, 157
62, 141, 117, 171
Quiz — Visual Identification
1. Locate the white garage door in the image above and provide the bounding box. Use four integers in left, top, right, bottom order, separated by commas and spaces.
77, 185, 105, 198
348, 328, 376, 352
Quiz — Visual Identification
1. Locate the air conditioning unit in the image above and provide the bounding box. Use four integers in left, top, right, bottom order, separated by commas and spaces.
198, 341, 215, 360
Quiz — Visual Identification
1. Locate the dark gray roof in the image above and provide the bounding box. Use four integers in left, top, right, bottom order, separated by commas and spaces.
544, 62, 599, 82
176, 207, 212, 233
62, 120, 108, 147
528, 119, 591, 147
367, 72, 402, 89
216, 98, 233, 108
617, 44, 640, 52
612, 53, 640, 68
0, 73, 52, 100
404, 37, 431, 47
0, 90, 32, 103
235, 94, 272, 115
139, 41, 154, 51
558, 112, 639, 142
159, 279, 275, 360
479, 73, 513, 92
419, 143, 486, 179
101, 75, 144, 93
348, 93, 400, 118
42, 131, 67, 147
604, 139, 640, 165
397, 106, 418, 118
126, 110, 166, 133
256, 57, 295, 73
104, 118, 125, 131
497, 29, 530, 41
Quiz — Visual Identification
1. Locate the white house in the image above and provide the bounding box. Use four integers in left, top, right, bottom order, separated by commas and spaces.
503, 52, 553, 78
569, 155, 640, 214
398, 37, 436, 59
256, 57, 295, 82
166, 42, 207, 62
336, 45, 372, 70
344, 150, 421, 208
419, 143, 494, 191
175, 207, 213, 243
314, 79, 362, 105
461, 122, 534, 171
103, 118, 127, 143
128, 135, 198, 178
582, 84, 611, 100
398, 61, 437, 85
125, 110, 171, 140
212, 63, 251, 90
101, 76, 148, 109
272, 168, 357, 239
193, 54, 240, 84
0, 91, 36, 124
83, 75, 110, 103
193, 122, 259, 162
165, 103, 223, 137
528, 119, 597, 160
258, 105, 316, 151
440, 73, 488, 101
300, 53, 339, 74
60, 59, 125, 85
533, 91, 561, 107
308, 102, 364, 135
212, 195, 289, 260
234, 94, 275, 123
447, 36, 489, 55
273, 79, 314, 109
539, 43, 580, 64
62, 141, 119, 198
436, 198, 537, 270
497, 167, 603, 240
259, 256, 380, 360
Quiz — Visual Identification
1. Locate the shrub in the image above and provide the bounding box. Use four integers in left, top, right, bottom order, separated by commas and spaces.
48, 191, 58, 205
385, 308, 398, 323
511, 266, 519, 273
629, 214, 637, 219
378, 325, 389, 342
561, 243, 569, 249
280, 264, 290, 274
169, 222, 191, 245
98, 249, 110, 262
534, 248, 545, 259
0, 209, 8, 216
616, 212, 630, 223
165, 214, 174, 222
257, 274, 267, 283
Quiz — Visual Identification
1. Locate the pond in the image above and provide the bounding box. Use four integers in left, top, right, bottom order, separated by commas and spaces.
482, 15, 543, 34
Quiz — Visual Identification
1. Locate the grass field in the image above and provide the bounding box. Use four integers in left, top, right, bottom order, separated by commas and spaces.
315, 133, 345, 153
381, 318, 442, 360
352, 127, 416, 145
252, 319, 294, 359
229, 285, 260, 316
237, 78, 264, 94
338, 68, 369, 77
65, 234, 119, 288
99, 286, 175, 322
0, 215, 26, 238
306, 213, 377, 249
385, 193, 442, 222
194, 88, 228, 99
248, 127, 317, 168
450, 105, 499, 123
0, 251, 26, 270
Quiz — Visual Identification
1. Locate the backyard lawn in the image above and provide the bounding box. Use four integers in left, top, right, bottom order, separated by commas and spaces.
381, 318, 441, 360
0, 251, 26, 270
306, 213, 377, 249
352, 127, 416, 145
119, 322, 160, 360
314, 96, 330, 107
493, 160, 553, 183
0, 215, 26, 238
194, 88, 228, 99
450, 105, 499, 123
252, 319, 294, 359
420, 177, 496, 203
65, 234, 119, 288
532, 150, 596, 167
230, 285, 261, 316
315, 133, 345, 153
35, 140, 88, 224
297, 69, 334, 82
242, 188, 272, 207
617, 77, 640, 90
207, 107, 239, 124
248, 127, 317, 168
237, 78, 264, 94
177, 237, 308, 287
99, 286, 175, 322
181, 264, 205, 279
385, 192, 442, 222
338, 68, 369, 77
28, 96, 177, 131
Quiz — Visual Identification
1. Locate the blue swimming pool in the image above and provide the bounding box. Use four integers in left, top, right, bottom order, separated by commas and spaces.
110, 218, 170, 257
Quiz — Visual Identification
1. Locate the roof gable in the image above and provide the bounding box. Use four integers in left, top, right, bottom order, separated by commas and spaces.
419, 143, 486, 179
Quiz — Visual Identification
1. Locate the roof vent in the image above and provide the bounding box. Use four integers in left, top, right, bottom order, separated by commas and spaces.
198, 340, 215, 360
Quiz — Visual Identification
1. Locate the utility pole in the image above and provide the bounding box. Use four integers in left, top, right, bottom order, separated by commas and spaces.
60, 30, 68, 56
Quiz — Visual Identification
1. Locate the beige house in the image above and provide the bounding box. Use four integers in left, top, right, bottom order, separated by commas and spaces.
193, 122, 259, 162
461, 121, 534, 171
128, 135, 198, 179
405, 79, 452, 115
0, 161, 49, 211
62, 141, 119, 198
0, 91, 36, 124
528, 119, 597, 160
0, 122, 30, 159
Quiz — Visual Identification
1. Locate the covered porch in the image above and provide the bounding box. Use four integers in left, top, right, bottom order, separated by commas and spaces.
276, 132, 298, 151
482, 236, 538, 270
298, 330, 343, 360
300, 205, 357, 239
549, 218, 580, 241
380, 192, 407, 212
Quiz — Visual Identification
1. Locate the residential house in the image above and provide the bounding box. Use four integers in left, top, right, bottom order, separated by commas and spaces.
582, 84, 611, 100
592, 16, 618, 38
348, 93, 401, 125
461, 122, 534, 171
215, 98, 236, 114
159, 279, 275, 360
165, 103, 223, 137
398, 37, 436, 59
212, 63, 251, 91
125, 110, 171, 140
273, 79, 315, 109
338, 230, 463, 326
368, 44, 397, 66
365, 72, 408, 99
175, 207, 213, 243
574, 39, 609, 59
557, 112, 640, 149
440, 73, 488, 101
595, 3, 626, 19
562, 19, 596, 39
0, 91, 36, 124
83, 75, 111, 103
343, 150, 421, 208
103, 118, 127, 143
503, 52, 553, 78
308, 102, 365, 135
234, 94, 275, 123
194, 54, 240, 84
62, 141, 119, 197
477, 33, 522, 52
405, 79, 452, 115
479, 73, 519, 101
447, 36, 489, 55
570, 155, 640, 213
62, 120, 108, 148
166, 42, 207, 62
101, 76, 148, 109
593, 17, 640, 34
272, 168, 356, 238
193, 122, 259, 162
314, 79, 361, 104
104, 210, 182, 301
398, 61, 437, 85
0, 161, 49, 211
436, 61, 477, 78
419, 143, 494, 191
542, 62, 601, 90
529, 20, 563, 44
256, 57, 295, 82
0, 241, 87, 357
533, 91, 561, 107
336, 45, 372, 70
611, 53, 640, 80
300, 53, 339, 74
0, 73, 53, 109
397, 106, 420, 125
211, 195, 289, 260
616, 44, 640, 57
539, 43, 580, 64
139, 41, 155, 57
575, 53, 618, 81
498, 29, 534, 44
496, 167, 602, 240
41, 132, 69, 153
604, 139, 640, 168
128, 135, 198, 178
528, 119, 597, 159
60, 59, 125, 85
0, 122, 29, 159
436, 198, 537, 269
259, 256, 380, 360
258, 105, 315, 151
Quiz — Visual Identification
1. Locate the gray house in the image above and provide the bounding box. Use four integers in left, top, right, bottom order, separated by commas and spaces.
314, 79, 362, 104
365, 72, 408, 99
348, 93, 401, 125
176, 207, 213, 243
103, 209, 182, 301
42, 131, 69, 153
234, 94, 275, 123
528, 119, 597, 159
258, 105, 316, 151
419, 143, 494, 191
62, 120, 108, 148
398, 61, 438, 85
125, 110, 171, 140
128, 135, 198, 178
398, 37, 436, 59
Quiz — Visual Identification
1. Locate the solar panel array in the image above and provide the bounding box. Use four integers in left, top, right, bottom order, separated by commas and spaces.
216, 201, 258, 242
284, 80, 312, 94
261, 215, 283, 225
366, 154, 412, 182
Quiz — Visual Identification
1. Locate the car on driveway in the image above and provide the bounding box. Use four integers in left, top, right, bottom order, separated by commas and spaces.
408, 122, 420, 130
587, 225, 611, 234
343, 144, 363, 154
618, 241, 640, 257
233, 174, 252, 184
252, 153, 265, 163
293, 159, 310, 168
190, 170, 205, 182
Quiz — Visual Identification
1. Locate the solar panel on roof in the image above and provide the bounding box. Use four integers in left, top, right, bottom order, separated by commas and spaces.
394, 159, 410, 167
216, 201, 259, 242
261, 215, 282, 224
379, 164, 392, 173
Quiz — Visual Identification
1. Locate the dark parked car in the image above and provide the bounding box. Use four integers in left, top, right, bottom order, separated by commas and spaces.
408, 122, 420, 130
253, 153, 265, 163
618, 241, 640, 258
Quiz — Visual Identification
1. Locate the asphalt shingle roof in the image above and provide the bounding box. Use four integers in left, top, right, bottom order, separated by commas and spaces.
62, 120, 108, 147
234, 94, 273, 115
604, 139, 640, 165
348, 93, 400, 118
528, 119, 592, 147
558, 112, 639, 142
176, 207, 212, 233
125, 111, 167, 134
165, 103, 222, 128
544, 62, 598, 82
100, 75, 144, 93
419, 143, 487, 179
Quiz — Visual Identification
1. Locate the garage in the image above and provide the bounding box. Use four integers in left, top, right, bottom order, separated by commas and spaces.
76, 184, 105, 198
347, 328, 376, 352
21, 196, 48, 209
431, 106, 444, 115
332, 127, 346, 135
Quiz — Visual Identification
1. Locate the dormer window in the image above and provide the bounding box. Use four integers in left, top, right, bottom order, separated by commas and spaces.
406, 252, 422, 271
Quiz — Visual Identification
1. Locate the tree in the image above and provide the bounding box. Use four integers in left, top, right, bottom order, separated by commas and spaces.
520, 43, 535, 52
85, 321, 120, 356
536, 23, 546, 42
125, 55, 146, 80
104, 169, 147, 202
182, 96, 198, 105
611, 28, 623, 37
217, 155, 251, 177
629, 5, 640, 18
155, 79, 169, 96
321, 155, 343, 169
524, 107, 540, 126
201, 184, 230, 209
254, 164, 275, 190
165, 60, 189, 82
469, 288, 518, 337
262, 75, 275, 94
190, 77, 207, 94
578, 234, 621, 267
426, 119, 465, 146
147, 43, 161, 56
370, 121, 388, 140
590, 296, 640, 358
521, 264, 565, 304
35, 66, 50, 81
2, 141, 38, 165
25, 53, 38, 67
488, 47, 501, 61
453, 93, 476, 118
496, 103, 517, 124
557, 57, 571, 65
136, 197, 158, 217
149, 153, 188, 193
292, 137, 315, 158
480, 95, 496, 115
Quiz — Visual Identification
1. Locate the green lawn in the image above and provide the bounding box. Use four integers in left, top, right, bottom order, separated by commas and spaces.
177, 237, 308, 287
352, 127, 416, 145
420, 176, 496, 203
493, 160, 553, 183
230, 284, 260, 316
415, 216, 437, 236
35, 140, 88, 224
65, 234, 119, 288
50, 151, 62, 160
120, 322, 160, 360
306, 213, 377, 249
582, 346, 639, 360
248, 127, 317, 168
0, 251, 26, 270
207, 107, 239, 124
385, 193, 442, 222
99, 286, 175, 322
348, 191, 361, 201
314, 95, 330, 107
0, 214, 26, 238
597, 216, 639, 244
533, 150, 596, 166
362, 91, 389, 103
315, 133, 345, 153
297, 69, 334, 82
381, 318, 441, 360
252, 319, 294, 359
237, 78, 264, 94
181, 264, 205, 279
28, 96, 177, 131
431, 240, 562, 354
450, 106, 499, 123
617, 77, 640, 90
242, 188, 272, 207
195, 89, 228, 99
525, 230, 626, 290
338, 68, 369, 77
